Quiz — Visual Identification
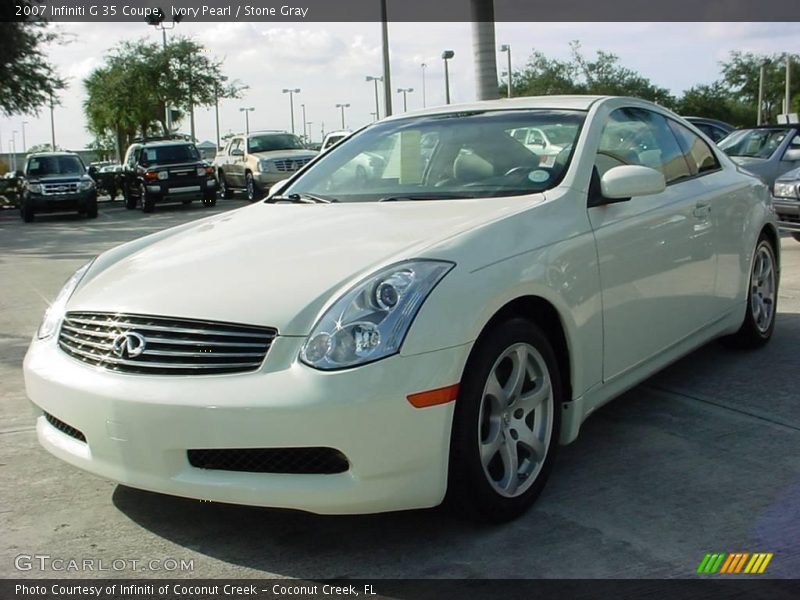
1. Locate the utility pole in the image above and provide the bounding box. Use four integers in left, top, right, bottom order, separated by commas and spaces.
214, 81, 220, 150
21, 120, 28, 153
282, 88, 300, 134
380, 0, 392, 117
421, 63, 427, 107
786, 53, 792, 116
397, 88, 413, 112
500, 44, 512, 98
301, 104, 307, 140
442, 50, 454, 104
365, 76, 382, 120
49, 95, 56, 150
336, 103, 350, 129
757, 59, 769, 125
240, 107, 254, 136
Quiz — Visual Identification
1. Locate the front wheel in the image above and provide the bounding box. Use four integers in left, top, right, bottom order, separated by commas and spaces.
245, 172, 261, 202
447, 318, 562, 522
720, 236, 778, 349
140, 184, 155, 213
85, 198, 98, 219
218, 173, 233, 199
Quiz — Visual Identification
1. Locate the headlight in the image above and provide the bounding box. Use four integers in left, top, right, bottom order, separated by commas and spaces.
773, 181, 799, 199
37, 260, 94, 340
28, 183, 42, 194
300, 260, 454, 370
78, 179, 95, 191
258, 159, 273, 173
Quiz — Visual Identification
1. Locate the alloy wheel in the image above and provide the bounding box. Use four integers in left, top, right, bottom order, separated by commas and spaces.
750, 243, 776, 334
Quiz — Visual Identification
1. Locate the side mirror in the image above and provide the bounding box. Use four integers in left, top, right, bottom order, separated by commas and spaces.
783, 148, 800, 162
268, 179, 289, 197
231, 148, 244, 157
600, 165, 666, 200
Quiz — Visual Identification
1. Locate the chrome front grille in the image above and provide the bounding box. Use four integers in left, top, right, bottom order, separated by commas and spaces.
58, 312, 277, 375
273, 157, 312, 172
43, 182, 79, 195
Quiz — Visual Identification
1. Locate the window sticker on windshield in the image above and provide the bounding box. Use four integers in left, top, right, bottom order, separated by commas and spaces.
529, 169, 550, 183
145, 149, 157, 161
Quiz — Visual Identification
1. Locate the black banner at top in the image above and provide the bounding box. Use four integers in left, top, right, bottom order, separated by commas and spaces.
5, 0, 800, 22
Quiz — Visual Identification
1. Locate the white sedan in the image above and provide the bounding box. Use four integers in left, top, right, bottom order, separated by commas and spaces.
24, 96, 779, 522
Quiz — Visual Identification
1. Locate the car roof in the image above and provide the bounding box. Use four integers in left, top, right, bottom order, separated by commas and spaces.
139, 140, 196, 147
26, 152, 80, 158
382, 95, 608, 122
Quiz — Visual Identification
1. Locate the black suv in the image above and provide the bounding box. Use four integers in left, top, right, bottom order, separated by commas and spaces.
19, 152, 98, 222
121, 139, 217, 213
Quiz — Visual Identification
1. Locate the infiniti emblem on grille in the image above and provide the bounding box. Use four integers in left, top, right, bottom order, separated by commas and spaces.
111, 332, 146, 358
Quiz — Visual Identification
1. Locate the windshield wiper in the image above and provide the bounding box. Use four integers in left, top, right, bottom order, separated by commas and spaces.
266, 193, 336, 204
378, 193, 473, 202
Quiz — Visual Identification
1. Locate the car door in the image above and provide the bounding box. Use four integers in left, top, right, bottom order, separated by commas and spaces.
588, 106, 718, 381
227, 138, 245, 187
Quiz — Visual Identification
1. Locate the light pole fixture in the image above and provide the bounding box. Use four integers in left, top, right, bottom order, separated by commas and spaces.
282, 88, 300, 134
442, 50, 455, 105
499, 44, 512, 98
421, 63, 428, 107
240, 107, 255, 136
147, 8, 182, 133
365, 76, 382, 120
335, 103, 350, 129
397, 87, 414, 112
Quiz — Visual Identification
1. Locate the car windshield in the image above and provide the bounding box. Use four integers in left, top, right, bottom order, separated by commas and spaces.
140, 144, 200, 165
283, 109, 585, 202
26, 156, 85, 177
718, 128, 791, 159
248, 134, 305, 152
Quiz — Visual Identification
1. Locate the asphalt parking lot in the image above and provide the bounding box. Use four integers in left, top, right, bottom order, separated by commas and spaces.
1, 198, 798, 580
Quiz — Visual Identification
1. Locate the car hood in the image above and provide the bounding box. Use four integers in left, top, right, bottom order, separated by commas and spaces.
729, 156, 768, 169
69, 198, 539, 335
250, 149, 317, 160
28, 174, 86, 182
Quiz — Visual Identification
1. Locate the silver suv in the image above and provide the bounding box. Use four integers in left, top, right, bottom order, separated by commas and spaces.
215, 131, 318, 202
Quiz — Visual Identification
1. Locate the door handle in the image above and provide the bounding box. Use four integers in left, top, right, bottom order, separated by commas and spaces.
693, 201, 711, 218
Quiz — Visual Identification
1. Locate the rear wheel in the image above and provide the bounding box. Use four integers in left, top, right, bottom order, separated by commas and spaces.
447, 318, 561, 522
218, 172, 233, 199
721, 236, 777, 349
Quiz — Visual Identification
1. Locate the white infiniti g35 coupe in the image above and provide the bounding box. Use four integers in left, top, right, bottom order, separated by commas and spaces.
24, 96, 779, 521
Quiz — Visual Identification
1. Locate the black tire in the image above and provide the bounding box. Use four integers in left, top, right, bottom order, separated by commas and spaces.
446, 318, 562, 522
21, 201, 34, 223
202, 194, 217, 207
219, 172, 233, 199
123, 185, 136, 210
245, 171, 261, 202
792, 233, 800, 243
720, 236, 778, 349
86, 198, 98, 219
140, 184, 155, 213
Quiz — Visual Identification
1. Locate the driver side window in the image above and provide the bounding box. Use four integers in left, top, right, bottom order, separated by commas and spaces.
597, 108, 692, 184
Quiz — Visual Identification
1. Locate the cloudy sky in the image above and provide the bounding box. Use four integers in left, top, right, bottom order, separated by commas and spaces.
1, 21, 798, 153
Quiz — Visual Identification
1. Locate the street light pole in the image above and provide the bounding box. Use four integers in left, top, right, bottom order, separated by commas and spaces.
757, 59, 769, 125
240, 107, 255, 136
11, 132, 18, 171
148, 10, 182, 134
442, 50, 454, 104
786, 53, 792, 116
335, 103, 350, 129
214, 81, 220, 150
282, 88, 300, 134
365, 76, 382, 120
421, 63, 427, 108
301, 104, 307, 140
500, 44, 512, 98
397, 88, 413, 112
49, 94, 56, 150
380, 0, 392, 117
21, 120, 28, 153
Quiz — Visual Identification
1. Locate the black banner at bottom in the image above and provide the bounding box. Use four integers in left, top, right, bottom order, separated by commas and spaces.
3, 579, 800, 600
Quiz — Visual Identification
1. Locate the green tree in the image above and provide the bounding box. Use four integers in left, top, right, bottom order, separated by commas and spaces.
508, 42, 674, 107
0, 1, 66, 115
84, 37, 243, 159
720, 51, 800, 124
674, 82, 753, 127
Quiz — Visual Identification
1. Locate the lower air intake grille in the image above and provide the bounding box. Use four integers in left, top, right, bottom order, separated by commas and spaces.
44, 412, 87, 442
187, 448, 349, 474
58, 312, 277, 376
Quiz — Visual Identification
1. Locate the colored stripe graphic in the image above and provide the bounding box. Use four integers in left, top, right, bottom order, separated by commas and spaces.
702, 552, 774, 575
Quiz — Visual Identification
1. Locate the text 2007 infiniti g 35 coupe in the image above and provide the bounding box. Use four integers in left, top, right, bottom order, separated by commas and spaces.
24, 96, 779, 521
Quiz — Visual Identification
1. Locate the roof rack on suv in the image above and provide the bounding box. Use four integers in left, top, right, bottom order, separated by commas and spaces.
131, 134, 195, 144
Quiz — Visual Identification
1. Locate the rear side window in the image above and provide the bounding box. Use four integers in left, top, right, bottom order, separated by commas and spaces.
668, 121, 721, 175
597, 107, 692, 184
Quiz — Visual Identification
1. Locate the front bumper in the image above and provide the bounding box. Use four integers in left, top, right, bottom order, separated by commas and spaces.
773, 197, 800, 232
24, 335, 469, 514
28, 191, 96, 212
145, 177, 216, 200
255, 172, 293, 185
